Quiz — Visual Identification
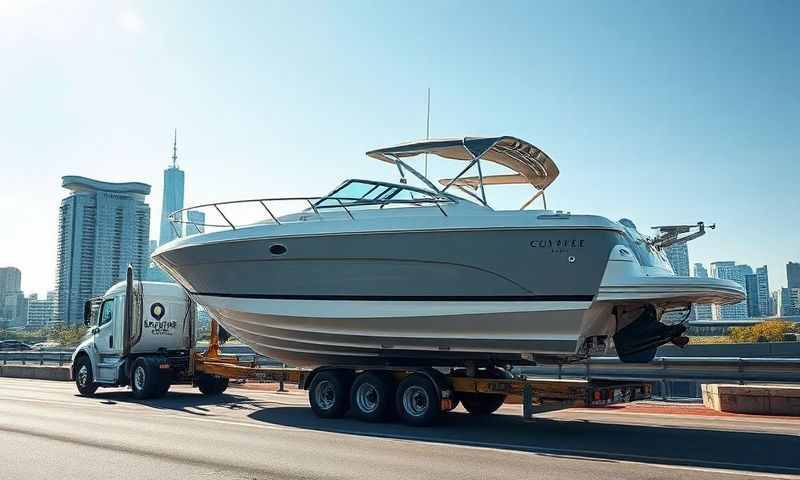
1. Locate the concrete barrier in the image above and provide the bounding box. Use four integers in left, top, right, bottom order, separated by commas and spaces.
702, 383, 800, 416
0, 365, 72, 381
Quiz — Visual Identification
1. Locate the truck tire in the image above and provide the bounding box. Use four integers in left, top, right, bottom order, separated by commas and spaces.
131, 357, 159, 399
74, 356, 98, 397
396, 374, 440, 426
350, 372, 395, 422
308, 370, 351, 418
197, 373, 229, 395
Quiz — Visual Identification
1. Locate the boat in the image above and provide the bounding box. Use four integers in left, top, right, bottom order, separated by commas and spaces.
152, 136, 745, 367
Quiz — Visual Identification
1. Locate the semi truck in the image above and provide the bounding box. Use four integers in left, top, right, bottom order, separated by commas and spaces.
72, 266, 652, 426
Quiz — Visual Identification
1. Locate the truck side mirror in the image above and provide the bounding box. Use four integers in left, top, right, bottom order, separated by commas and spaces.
83, 300, 92, 326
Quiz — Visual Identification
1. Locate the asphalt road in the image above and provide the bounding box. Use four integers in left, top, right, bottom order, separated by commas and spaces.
1, 378, 798, 480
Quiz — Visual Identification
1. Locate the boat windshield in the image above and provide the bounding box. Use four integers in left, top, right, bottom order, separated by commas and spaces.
315, 179, 442, 208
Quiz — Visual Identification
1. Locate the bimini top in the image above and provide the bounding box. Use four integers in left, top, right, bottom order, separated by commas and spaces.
366, 136, 559, 191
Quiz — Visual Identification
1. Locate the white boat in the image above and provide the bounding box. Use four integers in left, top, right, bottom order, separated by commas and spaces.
152, 136, 744, 367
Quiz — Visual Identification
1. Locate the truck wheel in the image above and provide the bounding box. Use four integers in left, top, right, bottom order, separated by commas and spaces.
131, 357, 159, 399
460, 393, 506, 415
197, 373, 229, 395
74, 356, 98, 397
309, 370, 351, 418
396, 374, 440, 426
350, 372, 395, 422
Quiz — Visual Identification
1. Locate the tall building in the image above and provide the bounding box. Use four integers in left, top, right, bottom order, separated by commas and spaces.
0, 267, 22, 297
710, 261, 749, 320
159, 130, 185, 246
0, 267, 25, 327
744, 274, 760, 317
692, 263, 713, 321
663, 243, 689, 276
185, 210, 205, 235
776, 288, 799, 317
55, 176, 151, 324
755, 266, 770, 317
26, 291, 56, 329
787, 262, 800, 290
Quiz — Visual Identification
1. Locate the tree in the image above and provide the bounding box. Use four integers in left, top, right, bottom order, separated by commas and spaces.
729, 320, 797, 343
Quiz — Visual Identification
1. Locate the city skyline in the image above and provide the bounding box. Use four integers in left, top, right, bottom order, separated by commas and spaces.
1, 2, 798, 296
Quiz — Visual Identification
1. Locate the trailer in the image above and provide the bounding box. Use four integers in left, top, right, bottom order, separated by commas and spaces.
73, 266, 651, 426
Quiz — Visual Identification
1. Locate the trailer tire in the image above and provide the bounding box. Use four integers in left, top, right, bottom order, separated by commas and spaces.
74, 356, 98, 397
396, 374, 440, 426
309, 370, 351, 418
350, 372, 395, 422
131, 357, 159, 400
197, 373, 229, 396
461, 393, 506, 415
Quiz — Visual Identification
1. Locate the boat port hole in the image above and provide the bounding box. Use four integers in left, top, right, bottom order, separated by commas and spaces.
269, 244, 287, 255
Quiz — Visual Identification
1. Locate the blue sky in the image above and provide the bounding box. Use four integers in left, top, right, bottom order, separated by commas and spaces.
1, 1, 798, 296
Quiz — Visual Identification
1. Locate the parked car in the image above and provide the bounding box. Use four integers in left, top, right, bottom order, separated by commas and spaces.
31, 341, 62, 351
0, 340, 33, 351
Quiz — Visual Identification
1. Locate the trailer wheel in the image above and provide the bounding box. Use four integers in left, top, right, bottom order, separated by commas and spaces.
350, 372, 395, 422
309, 370, 351, 418
74, 356, 98, 397
197, 373, 229, 396
460, 393, 506, 415
131, 357, 159, 399
396, 374, 440, 426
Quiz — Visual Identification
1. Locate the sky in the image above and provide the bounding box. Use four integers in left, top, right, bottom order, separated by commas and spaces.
0, 0, 798, 297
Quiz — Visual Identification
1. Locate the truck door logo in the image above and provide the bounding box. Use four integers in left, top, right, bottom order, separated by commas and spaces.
146, 302, 176, 335
150, 303, 165, 320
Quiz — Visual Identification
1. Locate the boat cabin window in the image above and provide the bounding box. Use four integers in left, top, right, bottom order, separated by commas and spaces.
315, 180, 438, 208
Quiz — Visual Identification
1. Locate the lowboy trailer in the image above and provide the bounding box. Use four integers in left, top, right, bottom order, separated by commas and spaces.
73, 266, 651, 426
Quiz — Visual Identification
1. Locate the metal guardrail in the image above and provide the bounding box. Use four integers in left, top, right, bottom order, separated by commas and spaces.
0, 350, 71, 366
518, 356, 800, 384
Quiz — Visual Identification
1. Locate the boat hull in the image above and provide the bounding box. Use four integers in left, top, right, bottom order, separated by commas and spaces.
198, 294, 590, 367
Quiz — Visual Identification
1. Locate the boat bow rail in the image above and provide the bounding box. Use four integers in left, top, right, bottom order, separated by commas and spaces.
168, 193, 453, 238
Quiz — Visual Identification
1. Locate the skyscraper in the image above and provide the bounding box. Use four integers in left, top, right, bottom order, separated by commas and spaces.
0, 267, 25, 327
710, 261, 749, 320
787, 262, 800, 290
663, 243, 689, 276
55, 176, 151, 324
0, 267, 21, 297
159, 130, 185, 246
744, 274, 760, 317
776, 288, 798, 317
755, 266, 770, 317
692, 263, 713, 321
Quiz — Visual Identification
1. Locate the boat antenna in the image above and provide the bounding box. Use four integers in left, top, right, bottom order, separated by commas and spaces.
172, 128, 178, 168
424, 87, 430, 178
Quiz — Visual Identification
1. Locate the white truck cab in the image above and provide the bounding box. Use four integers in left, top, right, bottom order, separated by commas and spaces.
71, 266, 225, 399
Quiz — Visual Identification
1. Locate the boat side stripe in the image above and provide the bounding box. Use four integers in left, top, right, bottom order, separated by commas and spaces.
190, 292, 595, 302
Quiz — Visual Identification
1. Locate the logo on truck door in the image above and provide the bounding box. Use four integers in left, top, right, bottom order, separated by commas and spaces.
146, 302, 176, 336
150, 303, 165, 320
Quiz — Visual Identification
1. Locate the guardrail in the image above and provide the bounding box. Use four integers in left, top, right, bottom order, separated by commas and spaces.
0, 350, 71, 366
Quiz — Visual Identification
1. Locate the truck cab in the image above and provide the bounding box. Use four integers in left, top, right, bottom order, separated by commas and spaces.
71, 267, 198, 399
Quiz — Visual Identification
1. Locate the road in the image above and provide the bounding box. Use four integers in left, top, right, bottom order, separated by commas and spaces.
1, 378, 798, 480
